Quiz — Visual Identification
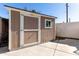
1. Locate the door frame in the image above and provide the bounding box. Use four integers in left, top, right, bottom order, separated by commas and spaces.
20, 14, 41, 48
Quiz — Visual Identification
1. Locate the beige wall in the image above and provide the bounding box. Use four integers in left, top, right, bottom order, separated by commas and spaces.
56, 22, 79, 39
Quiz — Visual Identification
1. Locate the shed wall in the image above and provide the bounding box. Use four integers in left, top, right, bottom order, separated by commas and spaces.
11, 10, 20, 50
24, 16, 38, 29
41, 16, 55, 43
10, 10, 56, 50
0, 19, 2, 43
24, 16, 38, 45
0, 18, 8, 44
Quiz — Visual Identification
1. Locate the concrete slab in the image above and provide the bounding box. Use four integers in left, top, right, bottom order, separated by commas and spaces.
0, 39, 79, 56
39, 42, 58, 49
56, 39, 79, 55
54, 50, 78, 56
56, 43, 77, 54
0, 45, 54, 56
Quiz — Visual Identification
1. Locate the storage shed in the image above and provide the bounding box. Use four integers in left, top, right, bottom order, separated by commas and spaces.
5, 5, 56, 51
0, 17, 8, 47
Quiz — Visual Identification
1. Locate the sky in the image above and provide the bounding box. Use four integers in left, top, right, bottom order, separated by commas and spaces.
0, 3, 79, 23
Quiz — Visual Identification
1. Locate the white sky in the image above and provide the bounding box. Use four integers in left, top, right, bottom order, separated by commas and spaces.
67, 3, 79, 22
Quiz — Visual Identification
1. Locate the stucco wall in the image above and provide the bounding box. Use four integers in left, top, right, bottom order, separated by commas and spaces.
56, 22, 79, 39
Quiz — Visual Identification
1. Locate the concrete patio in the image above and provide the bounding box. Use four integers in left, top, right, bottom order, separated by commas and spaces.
0, 39, 79, 56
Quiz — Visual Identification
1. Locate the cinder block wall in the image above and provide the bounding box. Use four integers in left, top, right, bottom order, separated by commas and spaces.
56, 22, 79, 39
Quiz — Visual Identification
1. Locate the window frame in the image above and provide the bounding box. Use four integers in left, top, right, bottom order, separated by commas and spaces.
45, 19, 52, 28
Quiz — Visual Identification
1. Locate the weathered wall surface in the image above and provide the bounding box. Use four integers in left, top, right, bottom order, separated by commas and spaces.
56, 22, 79, 39
24, 16, 38, 29
11, 10, 20, 50
41, 16, 56, 43
0, 18, 8, 44
0, 19, 2, 43
10, 10, 56, 50
24, 16, 38, 44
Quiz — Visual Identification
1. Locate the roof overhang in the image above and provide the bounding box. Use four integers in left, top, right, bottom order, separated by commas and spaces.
5, 5, 57, 19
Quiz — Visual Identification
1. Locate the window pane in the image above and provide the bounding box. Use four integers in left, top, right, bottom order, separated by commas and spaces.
46, 21, 49, 27
46, 21, 51, 27
48, 21, 51, 27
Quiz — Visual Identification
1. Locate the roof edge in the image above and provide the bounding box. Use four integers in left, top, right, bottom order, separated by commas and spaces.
4, 5, 57, 19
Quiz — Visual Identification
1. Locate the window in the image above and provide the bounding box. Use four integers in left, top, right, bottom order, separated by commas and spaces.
45, 19, 52, 28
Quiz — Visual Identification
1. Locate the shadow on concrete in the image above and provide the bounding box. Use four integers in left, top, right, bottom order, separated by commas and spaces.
0, 46, 9, 54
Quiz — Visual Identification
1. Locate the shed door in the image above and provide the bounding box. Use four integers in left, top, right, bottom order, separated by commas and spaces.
20, 15, 40, 47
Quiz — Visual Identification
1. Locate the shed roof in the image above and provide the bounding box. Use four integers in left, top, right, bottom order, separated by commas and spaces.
4, 5, 57, 19
0, 16, 8, 20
